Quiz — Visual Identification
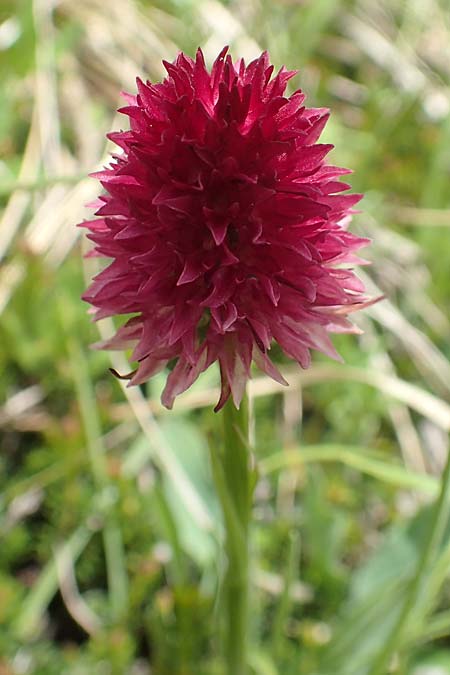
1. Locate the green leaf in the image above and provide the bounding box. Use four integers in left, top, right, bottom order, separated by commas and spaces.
260, 444, 438, 495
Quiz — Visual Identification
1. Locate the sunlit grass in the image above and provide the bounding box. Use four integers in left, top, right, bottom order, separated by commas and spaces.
1, 0, 450, 673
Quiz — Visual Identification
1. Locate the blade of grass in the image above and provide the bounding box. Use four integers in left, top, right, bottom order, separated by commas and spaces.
146, 364, 450, 435
270, 529, 302, 661
408, 609, 450, 646
0, 174, 88, 196
13, 522, 93, 640
3, 455, 84, 505
68, 337, 128, 621
248, 650, 279, 675
405, 531, 450, 637
260, 444, 438, 495
93, 314, 215, 532
369, 442, 450, 674
151, 484, 193, 666
321, 578, 407, 674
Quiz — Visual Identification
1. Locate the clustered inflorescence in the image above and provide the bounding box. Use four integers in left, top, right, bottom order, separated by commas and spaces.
81, 47, 371, 410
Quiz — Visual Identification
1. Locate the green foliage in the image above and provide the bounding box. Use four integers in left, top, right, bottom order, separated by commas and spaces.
1, 0, 450, 673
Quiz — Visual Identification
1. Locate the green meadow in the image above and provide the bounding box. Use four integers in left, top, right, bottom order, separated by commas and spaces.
1, 0, 450, 672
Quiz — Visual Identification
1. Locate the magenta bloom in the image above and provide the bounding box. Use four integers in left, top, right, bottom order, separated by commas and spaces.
81, 47, 371, 411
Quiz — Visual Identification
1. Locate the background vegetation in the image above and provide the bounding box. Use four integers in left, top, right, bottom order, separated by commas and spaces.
1, 0, 450, 673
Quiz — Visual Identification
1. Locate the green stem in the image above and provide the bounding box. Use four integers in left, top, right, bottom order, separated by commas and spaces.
212, 393, 251, 675
369, 446, 450, 675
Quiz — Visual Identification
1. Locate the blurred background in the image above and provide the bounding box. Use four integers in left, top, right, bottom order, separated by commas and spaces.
1, 0, 450, 673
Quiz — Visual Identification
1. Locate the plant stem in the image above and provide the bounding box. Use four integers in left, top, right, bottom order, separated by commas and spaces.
369, 446, 450, 675
212, 393, 251, 675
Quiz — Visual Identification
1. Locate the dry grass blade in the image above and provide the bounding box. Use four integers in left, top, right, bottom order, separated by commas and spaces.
0, 261, 25, 315
367, 346, 426, 474
0, 105, 41, 264
0, 385, 45, 425
33, 0, 62, 175
54, 544, 103, 636
390, 206, 450, 227
61, 0, 180, 90
198, 0, 262, 62
360, 270, 450, 396
2, 489, 44, 535
109, 363, 450, 437
341, 10, 448, 115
